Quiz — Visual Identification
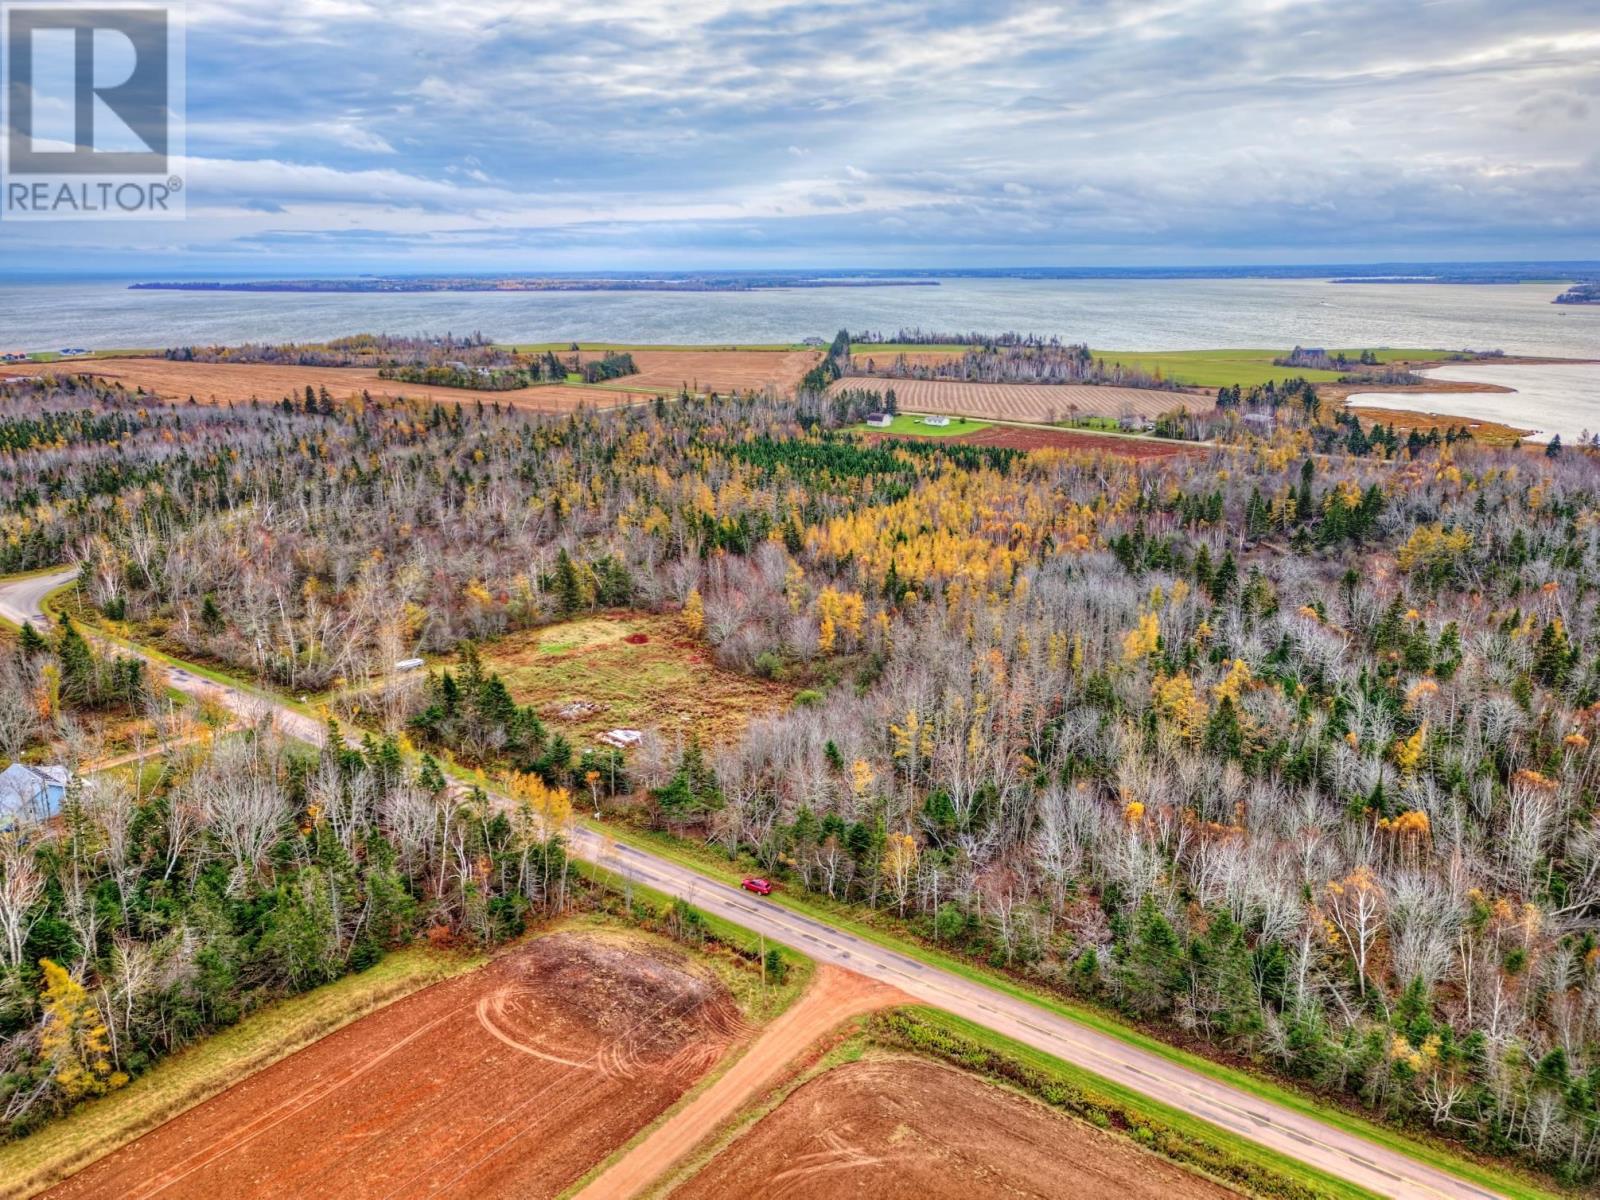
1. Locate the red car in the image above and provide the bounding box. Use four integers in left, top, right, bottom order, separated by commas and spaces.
740, 877, 774, 896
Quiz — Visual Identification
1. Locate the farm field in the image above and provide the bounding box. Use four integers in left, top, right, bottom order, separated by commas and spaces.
478, 612, 796, 745
672, 1056, 1239, 1200
847, 346, 1458, 389
831, 377, 1209, 423
952, 423, 1198, 459
0, 947, 484, 1200
846, 347, 966, 370
570, 348, 821, 395
0, 358, 659, 412
859, 420, 1197, 461
1092, 347, 1461, 388
41, 929, 746, 1200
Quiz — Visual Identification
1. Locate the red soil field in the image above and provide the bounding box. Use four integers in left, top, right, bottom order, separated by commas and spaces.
957, 424, 1198, 460
862, 424, 1196, 462
43, 931, 746, 1200
845, 350, 964, 370
575, 348, 821, 396
578, 965, 906, 1200
675, 1057, 1238, 1200
831, 376, 1209, 423
1, 348, 821, 409
0, 358, 655, 413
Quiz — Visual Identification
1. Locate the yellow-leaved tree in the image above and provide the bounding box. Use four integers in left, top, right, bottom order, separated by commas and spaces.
504, 771, 573, 836
1392, 723, 1428, 776
682, 588, 705, 638
1152, 672, 1207, 740
880, 832, 919, 914
39, 958, 127, 1102
1122, 611, 1160, 662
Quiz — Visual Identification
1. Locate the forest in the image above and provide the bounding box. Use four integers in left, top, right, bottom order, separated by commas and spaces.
163, 333, 514, 369
1, 355, 1598, 1181
844, 342, 1184, 391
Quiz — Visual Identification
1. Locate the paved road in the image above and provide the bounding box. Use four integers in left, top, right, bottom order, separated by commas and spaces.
0, 568, 78, 633
0, 569, 1500, 1200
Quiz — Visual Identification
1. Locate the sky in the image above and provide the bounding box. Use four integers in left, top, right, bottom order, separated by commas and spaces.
1, 0, 1598, 275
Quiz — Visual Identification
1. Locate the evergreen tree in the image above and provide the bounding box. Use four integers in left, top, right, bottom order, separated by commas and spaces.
1117, 895, 1186, 1017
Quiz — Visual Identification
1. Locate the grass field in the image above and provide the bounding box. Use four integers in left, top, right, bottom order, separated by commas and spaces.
0, 945, 485, 1200
1094, 348, 1452, 389
849, 346, 1455, 390
475, 612, 794, 745
848, 413, 993, 437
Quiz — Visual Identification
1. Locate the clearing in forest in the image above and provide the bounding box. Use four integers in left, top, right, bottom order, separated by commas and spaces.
41, 930, 747, 1200
673, 1056, 1241, 1200
480, 612, 795, 746
846, 413, 993, 437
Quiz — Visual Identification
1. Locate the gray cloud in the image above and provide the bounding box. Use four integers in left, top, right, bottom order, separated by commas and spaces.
4, 0, 1597, 270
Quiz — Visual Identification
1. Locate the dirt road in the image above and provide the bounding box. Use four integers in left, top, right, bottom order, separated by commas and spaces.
576, 965, 905, 1199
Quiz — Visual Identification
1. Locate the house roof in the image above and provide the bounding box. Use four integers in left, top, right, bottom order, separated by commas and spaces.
1, 762, 67, 789
0, 762, 69, 817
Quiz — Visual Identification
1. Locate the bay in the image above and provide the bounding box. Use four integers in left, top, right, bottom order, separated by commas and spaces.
3, 276, 1597, 359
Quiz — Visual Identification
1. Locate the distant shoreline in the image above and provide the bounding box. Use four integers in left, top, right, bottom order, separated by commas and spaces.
129, 277, 943, 295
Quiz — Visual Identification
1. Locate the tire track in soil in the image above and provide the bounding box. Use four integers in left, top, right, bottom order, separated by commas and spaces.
43, 933, 744, 1200
574, 965, 907, 1200
382, 976, 744, 1199
127, 1005, 463, 1200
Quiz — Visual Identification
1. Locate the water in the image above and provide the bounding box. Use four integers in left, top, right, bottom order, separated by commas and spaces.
1348, 363, 1600, 443
2, 275, 1595, 436
3, 276, 1597, 357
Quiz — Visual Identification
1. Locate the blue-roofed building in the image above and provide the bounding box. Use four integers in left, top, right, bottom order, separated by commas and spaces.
0, 762, 69, 824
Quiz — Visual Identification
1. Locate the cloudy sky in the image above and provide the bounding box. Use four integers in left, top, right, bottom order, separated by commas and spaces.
3, 0, 1598, 274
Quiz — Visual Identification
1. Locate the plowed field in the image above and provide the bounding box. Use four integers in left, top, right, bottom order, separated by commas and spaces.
43, 931, 745, 1200
831, 377, 1209, 422
575, 349, 820, 395
675, 1057, 1239, 1200
862, 424, 1197, 461
2, 347, 819, 412
0, 358, 654, 412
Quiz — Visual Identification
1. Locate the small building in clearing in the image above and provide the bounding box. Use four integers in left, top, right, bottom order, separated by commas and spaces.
1242, 411, 1276, 436
598, 729, 643, 750
921, 415, 951, 428
0, 762, 70, 824
864, 412, 893, 428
